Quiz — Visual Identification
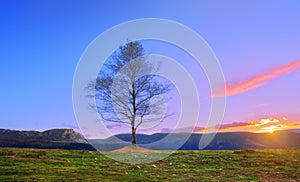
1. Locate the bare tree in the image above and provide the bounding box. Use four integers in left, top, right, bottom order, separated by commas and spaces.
87, 41, 172, 145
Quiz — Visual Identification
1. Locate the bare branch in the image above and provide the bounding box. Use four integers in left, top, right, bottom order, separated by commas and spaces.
85, 41, 173, 145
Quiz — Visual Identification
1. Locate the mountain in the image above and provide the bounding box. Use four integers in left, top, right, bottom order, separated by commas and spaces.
285, 129, 300, 133
89, 131, 300, 151
1, 129, 300, 151
0, 128, 94, 150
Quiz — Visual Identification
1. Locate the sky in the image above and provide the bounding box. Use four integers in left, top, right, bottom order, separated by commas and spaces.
1, 0, 300, 137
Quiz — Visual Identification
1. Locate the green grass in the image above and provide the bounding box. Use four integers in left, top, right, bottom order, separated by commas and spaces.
0, 148, 299, 181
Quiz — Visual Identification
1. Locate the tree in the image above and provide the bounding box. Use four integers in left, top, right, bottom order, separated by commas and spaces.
87, 41, 172, 145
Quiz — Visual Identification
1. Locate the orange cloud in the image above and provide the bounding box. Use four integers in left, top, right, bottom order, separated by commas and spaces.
251, 118, 279, 126
194, 117, 300, 133
212, 60, 300, 97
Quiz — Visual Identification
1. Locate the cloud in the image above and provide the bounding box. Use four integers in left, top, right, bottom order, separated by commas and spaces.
194, 117, 300, 133
194, 121, 253, 132
250, 118, 279, 126
212, 60, 300, 97
215, 118, 280, 131
106, 124, 123, 129
218, 122, 251, 129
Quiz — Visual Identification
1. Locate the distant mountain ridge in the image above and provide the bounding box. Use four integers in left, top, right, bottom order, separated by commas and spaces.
0, 128, 94, 150
89, 130, 300, 151
1, 129, 300, 151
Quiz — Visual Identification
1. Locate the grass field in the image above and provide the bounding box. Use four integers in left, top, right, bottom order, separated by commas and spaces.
0, 147, 299, 181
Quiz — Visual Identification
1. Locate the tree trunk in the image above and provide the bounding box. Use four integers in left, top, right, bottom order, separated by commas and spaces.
131, 126, 136, 145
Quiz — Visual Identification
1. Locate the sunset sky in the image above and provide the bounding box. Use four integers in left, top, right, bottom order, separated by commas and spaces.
1, 1, 300, 138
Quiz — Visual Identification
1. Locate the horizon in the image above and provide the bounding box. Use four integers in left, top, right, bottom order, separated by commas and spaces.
1, 120, 299, 140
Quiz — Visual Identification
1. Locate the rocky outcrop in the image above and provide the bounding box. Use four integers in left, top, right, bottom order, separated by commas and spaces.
0, 128, 94, 150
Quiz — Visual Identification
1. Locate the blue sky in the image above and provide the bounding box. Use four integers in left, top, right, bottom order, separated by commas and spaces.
1, 1, 300, 136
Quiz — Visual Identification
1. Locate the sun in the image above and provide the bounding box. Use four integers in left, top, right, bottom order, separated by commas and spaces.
263, 125, 278, 133
261, 124, 288, 133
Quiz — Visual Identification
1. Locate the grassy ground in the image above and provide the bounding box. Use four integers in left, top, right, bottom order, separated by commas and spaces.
0, 147, 299, 181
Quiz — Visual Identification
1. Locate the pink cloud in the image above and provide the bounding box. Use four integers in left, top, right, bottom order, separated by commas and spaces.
217, 122, 250, 129
212, 60, 300, 97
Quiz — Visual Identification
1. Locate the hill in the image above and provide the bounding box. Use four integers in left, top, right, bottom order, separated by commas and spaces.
89, 131, 300, 151
0, 128, 94, 150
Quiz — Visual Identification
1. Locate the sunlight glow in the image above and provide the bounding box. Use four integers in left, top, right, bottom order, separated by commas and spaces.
260, 124, 287, 133
262, 125, 278, 133
193, 117, 300, 134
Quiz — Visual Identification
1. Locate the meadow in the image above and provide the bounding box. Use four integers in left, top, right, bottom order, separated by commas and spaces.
0, 147, 299, 181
